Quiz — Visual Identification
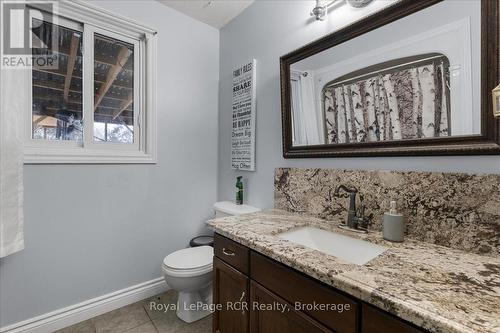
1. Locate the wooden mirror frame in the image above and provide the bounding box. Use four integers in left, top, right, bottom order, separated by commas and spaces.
280, 0, 500, 157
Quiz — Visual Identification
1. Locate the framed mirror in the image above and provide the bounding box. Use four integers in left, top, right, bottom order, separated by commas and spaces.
280, 0, 500, 157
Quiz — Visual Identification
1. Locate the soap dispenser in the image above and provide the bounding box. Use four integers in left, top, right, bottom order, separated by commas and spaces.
383, 201, 405, 242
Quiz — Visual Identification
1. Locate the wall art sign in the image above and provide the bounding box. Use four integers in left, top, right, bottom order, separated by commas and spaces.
231, 59, 256, 171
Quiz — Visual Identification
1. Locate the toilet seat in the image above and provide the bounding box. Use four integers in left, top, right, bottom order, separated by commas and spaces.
162, 246, 213, 277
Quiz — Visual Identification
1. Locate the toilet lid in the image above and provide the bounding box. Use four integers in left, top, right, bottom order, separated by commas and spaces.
163, 246, 213, 270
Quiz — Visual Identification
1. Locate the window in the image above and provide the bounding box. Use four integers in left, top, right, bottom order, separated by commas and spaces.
31, 18, 83, 142
93, 33, 135, 144
24, 1, 157, 163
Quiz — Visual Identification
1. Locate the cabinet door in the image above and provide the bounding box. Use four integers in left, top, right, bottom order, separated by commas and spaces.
213, 257, 249, 333
250, 281, 332, 333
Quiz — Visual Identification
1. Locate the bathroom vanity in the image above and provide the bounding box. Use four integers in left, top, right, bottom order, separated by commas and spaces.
213, 233, 424, 333
208, 210, 500, 333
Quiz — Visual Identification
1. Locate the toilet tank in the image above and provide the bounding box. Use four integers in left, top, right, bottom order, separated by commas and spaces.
213, 201, 261, 218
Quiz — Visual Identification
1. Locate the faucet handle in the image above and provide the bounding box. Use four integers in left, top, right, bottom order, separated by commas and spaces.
356, 194, 365, 217
356, 195, 370, 230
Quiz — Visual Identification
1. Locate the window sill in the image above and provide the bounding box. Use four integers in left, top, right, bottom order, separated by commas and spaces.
24, 147, 156, 164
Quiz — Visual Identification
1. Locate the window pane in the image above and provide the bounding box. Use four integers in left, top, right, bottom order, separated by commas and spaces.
31, 19, 83, 141
93, 34, 134, 143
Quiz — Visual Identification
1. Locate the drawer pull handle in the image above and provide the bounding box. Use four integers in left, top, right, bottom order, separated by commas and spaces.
222, 248, 235, 256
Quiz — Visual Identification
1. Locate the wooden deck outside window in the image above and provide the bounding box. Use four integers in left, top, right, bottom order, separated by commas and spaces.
31, 21, 136, 143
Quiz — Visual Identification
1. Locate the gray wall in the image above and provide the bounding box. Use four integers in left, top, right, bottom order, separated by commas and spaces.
218, 0, 500, 210
0, 1, 219, 326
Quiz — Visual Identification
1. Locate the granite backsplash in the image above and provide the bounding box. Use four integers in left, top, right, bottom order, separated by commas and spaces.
274, 168, 500, 256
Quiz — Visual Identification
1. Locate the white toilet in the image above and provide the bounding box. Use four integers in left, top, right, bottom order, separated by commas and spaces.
162, 201, 260, 323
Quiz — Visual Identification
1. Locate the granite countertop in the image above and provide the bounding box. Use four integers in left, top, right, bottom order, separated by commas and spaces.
207, 210, 500, 333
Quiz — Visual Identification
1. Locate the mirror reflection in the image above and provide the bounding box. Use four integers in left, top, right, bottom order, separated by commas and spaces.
289, 0, 480, 147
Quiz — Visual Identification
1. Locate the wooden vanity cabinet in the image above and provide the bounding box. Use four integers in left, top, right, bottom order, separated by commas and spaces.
213, 233, 428, 333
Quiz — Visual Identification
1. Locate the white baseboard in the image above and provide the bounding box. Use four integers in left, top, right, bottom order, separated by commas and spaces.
0, 277, 169, 333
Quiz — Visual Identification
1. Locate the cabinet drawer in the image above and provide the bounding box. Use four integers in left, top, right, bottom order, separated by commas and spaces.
214, 233, 250, 274
362, 304, 427, 333
250, 281, 332, 333
250, 252, 358, 333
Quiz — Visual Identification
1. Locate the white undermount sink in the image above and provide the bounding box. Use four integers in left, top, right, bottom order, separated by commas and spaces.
277, 226, 387, 265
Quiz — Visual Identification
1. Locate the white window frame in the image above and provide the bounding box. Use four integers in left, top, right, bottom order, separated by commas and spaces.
23, 0, 157, 164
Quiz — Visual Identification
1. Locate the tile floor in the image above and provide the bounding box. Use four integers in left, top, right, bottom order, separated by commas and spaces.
54, 290, 211, 333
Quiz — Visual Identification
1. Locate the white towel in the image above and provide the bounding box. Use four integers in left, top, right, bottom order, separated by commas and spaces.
0, 66, 25, 258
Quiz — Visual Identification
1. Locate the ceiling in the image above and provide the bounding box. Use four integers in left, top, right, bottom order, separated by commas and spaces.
157, 0, 254, 29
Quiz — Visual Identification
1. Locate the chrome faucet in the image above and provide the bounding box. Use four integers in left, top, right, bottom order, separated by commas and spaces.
334, 185, 369, 232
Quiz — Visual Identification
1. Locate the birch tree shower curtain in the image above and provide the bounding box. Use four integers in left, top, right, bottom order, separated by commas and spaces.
322, 55, 450, 144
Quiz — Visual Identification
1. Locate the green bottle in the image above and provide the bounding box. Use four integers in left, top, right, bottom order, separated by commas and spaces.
236, 176, 243, 205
